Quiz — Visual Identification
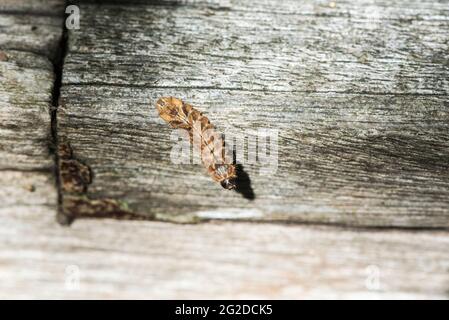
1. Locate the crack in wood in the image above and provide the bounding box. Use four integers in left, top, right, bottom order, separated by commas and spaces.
50, 1, 69, 224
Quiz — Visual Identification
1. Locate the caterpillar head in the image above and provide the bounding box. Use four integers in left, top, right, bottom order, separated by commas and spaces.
214, 164, 237, 190
221, 177, 237, 190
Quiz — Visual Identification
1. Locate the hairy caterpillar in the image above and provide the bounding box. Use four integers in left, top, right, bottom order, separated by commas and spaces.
156, 97, 237, 190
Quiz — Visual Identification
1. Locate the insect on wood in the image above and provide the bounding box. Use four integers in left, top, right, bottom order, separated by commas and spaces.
156, 97, 237, 190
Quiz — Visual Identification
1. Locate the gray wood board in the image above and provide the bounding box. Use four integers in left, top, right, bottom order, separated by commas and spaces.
58, 0, 449, 226
1, 213, 449, 299
0, 0, 64, 14
0, 1, 63, 223
0, 50, 55, 170
0, 9, 64, 60
0, 0, 448, 300
59, 0, 449, 227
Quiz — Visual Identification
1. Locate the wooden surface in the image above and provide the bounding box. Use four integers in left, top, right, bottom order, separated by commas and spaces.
0, 1, 62, 234
2, 214, 449, 299
1, 0, 449, 299
59, 0, 449, 227
0, 1, 63, 60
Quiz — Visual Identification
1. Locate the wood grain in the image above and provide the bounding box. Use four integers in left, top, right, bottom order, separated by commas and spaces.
0, 10, 63, 60
1, 214, 449, 299
0, 0, 449, 300
0, 0, 63, 242
59, 0, 449, 227
0, 50, 55, 170
0, 0, 64, 14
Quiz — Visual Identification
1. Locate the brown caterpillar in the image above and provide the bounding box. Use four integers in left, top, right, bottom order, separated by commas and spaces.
156, 97, 237, 190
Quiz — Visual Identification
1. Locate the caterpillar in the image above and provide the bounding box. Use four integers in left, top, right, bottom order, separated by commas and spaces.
156, 97, 237, 190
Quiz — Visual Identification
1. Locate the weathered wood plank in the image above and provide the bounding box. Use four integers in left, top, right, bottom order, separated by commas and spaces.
0, 1, 63, 222
65, 0, 449, 94
1, 214, 449, 299
59, 0, 449, 227
0, 50, 55, 170
0, 0, 63, 14
0, 0, 448, 300
0, 11, 63, 60
0, 170, 56, 216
